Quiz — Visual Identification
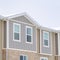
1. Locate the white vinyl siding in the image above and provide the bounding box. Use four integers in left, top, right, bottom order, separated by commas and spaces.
26, 26, 33, 44
13, 23, 21, 42
43, 31, 49, 47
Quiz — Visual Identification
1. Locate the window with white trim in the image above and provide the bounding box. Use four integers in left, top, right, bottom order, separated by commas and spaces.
40, 57, 48, 60
20, 55, 28, 60
26, 26, 33, 43
13, 23, 21, 41
43, 31, 49, 47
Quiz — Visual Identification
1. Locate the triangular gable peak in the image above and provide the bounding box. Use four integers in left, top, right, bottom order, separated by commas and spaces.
8, 12, 39, 26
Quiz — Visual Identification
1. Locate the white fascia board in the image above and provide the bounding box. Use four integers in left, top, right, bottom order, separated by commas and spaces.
6, 12, 60, 32
7, 12, 26, 18
40, 26, 59, 33
7, 12, 40, 28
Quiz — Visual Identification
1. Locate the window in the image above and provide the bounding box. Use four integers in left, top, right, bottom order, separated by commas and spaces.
13, 23, 21, 42
26, 26, 33, 44
20, 55, 28, 60
40, 57, 48, 60
43, 31, 49, 47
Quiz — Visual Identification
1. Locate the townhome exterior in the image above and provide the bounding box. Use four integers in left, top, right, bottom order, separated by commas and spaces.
0, 12, 60, 60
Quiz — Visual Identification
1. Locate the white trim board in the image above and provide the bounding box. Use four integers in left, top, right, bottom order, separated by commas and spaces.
7, 12, 40, 28
4, 48, 37, 53
6, 21, 9, 48
40, 53, 52, 56
25, 26, 33, 44
13, 23, 21, 42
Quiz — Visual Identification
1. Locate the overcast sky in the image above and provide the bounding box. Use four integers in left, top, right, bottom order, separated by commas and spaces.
0, 0, 60, 29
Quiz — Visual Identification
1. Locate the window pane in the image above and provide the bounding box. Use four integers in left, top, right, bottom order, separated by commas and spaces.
45, 59, 48, 60
27, 35, 31, 42
14, 24, 19, 32
20, 56, 23, 60
43, 33, 48, 39
44, 40, 48, 46
14, 33, 19, 40
27, 28, 31, 35
24, 56, 27, 60
45, 59, 47, 60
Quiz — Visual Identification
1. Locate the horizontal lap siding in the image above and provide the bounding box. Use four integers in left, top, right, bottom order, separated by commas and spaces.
40, 30, 52, 54
12, 16, 33, 25
0, 21, 2, 60
9, 21, 36, 51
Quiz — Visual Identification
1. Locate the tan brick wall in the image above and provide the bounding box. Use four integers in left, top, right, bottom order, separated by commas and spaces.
0, 20, 5, 60
2, 49, 58, 60
0, 21, 2, 60
2, 49, 6, 60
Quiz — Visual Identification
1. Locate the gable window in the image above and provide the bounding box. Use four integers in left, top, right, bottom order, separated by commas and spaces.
26, 26, 33, 44
40, 57, 48, 60
13, 23, 21, 42
20, 55, 28, 60
43, 31, 49, 47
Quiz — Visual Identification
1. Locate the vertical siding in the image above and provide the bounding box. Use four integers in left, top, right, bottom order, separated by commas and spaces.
4, 21, 7, 48
58, 56, 60, 60
0, 21, 7, 60
52, 32, 55, 55
37, 29, 40, 53
52, 32, 58, 55
55, 56, 58, 60
0, 20, 2, 60
55, 33, 58, 55
58, 33, 60, 55
0, 21, 5, 60
2, 49, 6, 60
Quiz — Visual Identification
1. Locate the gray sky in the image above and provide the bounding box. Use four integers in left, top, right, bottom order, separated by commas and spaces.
0, 0, 60, 29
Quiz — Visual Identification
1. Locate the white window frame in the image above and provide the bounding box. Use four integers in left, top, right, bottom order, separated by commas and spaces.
43, 31, 49, 48
13, 23, 21, 42
26, 26, 33, 44
40, 57, 48, 60
20, 54, 28, 60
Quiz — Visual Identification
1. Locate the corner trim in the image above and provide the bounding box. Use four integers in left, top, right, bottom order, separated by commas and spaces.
6, 21, 9, 48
